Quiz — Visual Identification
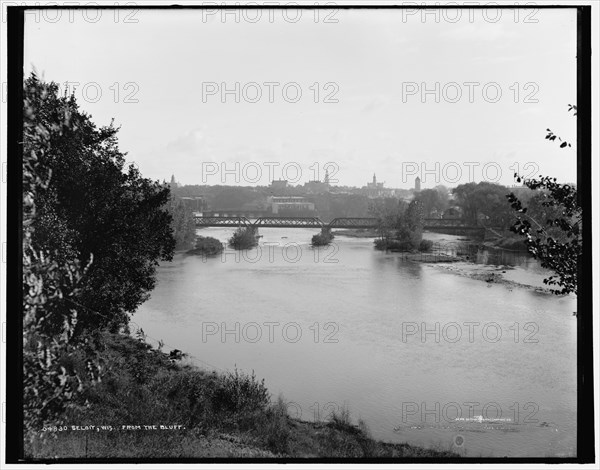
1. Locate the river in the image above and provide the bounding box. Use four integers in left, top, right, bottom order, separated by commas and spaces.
135, 228, 577, 458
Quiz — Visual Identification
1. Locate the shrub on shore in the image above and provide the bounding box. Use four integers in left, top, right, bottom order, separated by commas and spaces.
375, 238, 433, 253
374, 239, 414, 252
311, 230, 334, 246
187, 236, 224, 256
228, 227, 258, 250
419, 239, 434, 252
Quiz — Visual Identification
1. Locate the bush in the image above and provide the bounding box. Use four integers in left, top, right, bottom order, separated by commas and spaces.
245, 396, 291, 455
374, 238, 388, 250
374, 239, 415, 251
213, 368, 270, 416
187, 236, 224, 256
419, 239, 434, 252
311, 230, 334, 246
228, 227, 258, 250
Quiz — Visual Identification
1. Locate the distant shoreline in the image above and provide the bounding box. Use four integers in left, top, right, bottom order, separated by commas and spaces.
332, 228, 379, 238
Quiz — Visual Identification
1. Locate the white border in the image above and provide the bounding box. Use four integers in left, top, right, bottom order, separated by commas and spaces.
0, 1, 597, 468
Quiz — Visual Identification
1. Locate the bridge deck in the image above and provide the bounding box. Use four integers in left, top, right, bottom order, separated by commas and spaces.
194, 216, 484, 230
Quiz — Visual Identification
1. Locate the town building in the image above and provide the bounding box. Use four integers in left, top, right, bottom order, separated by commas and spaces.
180, 196, 207, 213
364, 173, 394, 198
269, 196, 315, 215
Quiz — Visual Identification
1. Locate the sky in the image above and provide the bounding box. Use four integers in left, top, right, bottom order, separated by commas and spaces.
23, 6, 578, 189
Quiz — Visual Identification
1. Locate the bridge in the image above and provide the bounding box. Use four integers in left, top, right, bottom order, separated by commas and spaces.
194, 215, 484, 231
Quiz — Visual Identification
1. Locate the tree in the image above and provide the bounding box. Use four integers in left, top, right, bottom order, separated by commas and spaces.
25, 73, 175, 334
368, 198, 406, 242
506, 105, 580, 295
168, 196, 197, 250
397, 200, 424, 247
228, 227, 258, 250
370, 199, 424, 250
23, 76, 101, 433
212, 186, 260, 209
507, 177, 580, 295
453, 182, 514, 228
413, 188, 447, 218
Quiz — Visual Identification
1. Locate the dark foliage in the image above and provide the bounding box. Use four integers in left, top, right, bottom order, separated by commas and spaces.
24, 74, 175, 333
311, 229, 334, 246
452, 182, 514, 228
507, 176, 580, 295
228, 227, 258, 250
372, 200, 424, 251
187, 236, 224, 256
23, 73, 176, 433
419, 239, 434, 252
168, 196, 197, 251
506, 105, 580, 295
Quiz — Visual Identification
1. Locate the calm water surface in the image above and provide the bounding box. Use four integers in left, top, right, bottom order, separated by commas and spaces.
135, 228, 577, 457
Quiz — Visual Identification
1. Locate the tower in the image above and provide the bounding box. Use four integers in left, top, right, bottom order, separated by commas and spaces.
324, 169, 330, 185
415, 176, 421, 191
170, 174, 178, 189
373, 173, 377, 185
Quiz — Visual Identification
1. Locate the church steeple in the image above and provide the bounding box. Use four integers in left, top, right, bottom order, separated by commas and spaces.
170, 174, 178, 188
373, 173, 377, 184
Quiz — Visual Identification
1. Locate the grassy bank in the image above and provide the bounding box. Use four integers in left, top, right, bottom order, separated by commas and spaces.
26, 332, 459, 459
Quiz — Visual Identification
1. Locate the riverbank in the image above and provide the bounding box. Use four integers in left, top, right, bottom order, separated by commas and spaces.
26, 332, 459, 459
334, 228, 529, 251
332, 228, 379, 238
426, 262, 557, 294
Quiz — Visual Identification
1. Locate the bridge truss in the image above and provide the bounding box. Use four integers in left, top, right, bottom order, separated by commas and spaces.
194, 216, 484, 231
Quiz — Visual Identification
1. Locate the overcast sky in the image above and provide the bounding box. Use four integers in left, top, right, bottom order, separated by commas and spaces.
24, 7, 578, 189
